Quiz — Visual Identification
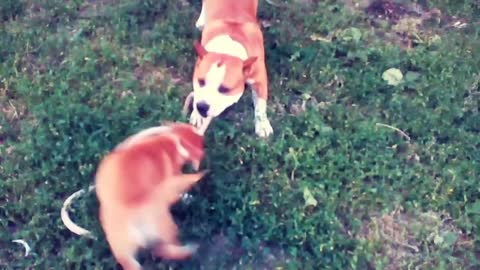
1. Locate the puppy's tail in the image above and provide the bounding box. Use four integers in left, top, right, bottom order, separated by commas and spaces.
60, 185, 97, 239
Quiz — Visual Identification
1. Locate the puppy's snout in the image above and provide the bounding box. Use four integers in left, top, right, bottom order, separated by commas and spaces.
196, 102, 209, 117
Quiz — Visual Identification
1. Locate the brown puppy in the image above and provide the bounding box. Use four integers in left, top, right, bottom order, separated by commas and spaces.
95, 122, 207, 270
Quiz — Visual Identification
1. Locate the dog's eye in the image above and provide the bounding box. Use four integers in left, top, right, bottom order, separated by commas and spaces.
218, 85, 230, 93
198, 78, 205, 87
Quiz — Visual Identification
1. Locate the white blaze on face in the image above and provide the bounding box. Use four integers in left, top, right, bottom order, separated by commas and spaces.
193, 62, 243, 117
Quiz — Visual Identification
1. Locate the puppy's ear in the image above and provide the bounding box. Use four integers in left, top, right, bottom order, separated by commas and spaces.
169, 124, 205, 169
194, 40, 208, 58
243, 56, 257, 75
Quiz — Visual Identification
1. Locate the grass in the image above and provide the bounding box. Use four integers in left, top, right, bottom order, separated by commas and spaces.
1, 0, 479, 269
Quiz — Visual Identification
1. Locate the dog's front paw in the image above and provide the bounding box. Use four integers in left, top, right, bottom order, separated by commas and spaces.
189, 110, 212, 135
189, 110, 204, 129
255, 118, 273, 137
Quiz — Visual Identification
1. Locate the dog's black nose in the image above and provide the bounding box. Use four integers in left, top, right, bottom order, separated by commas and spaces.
196, 102, 209, 117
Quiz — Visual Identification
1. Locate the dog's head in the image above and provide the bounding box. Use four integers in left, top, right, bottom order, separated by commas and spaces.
191, 41, 257, 118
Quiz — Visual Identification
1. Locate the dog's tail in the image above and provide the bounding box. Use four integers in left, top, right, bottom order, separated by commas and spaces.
60, 185, 97, 239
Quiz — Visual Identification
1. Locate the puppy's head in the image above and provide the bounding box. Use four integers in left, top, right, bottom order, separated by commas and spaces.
192, 41, 257, 118
115, 122, 205, 171
163, 121, 205, 170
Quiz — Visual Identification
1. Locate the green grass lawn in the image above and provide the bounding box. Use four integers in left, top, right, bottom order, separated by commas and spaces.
1, 0, 479, 269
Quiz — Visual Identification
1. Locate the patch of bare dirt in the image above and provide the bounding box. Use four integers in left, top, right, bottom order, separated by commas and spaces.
0, 86, 28, 129
0, 99, 27, 124
340, 0, 471, 50
357, 206, 475, 269
195, 231, 292, 270
131, 61, 191, 92
19, 53, 47, 77
133, 63, 169, 88
0, 87, 26, 162
78, 0, 118, 19
463, 73, 480, 115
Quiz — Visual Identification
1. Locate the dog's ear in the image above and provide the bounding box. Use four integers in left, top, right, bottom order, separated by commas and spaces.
243, 56, 257, 75
193, 40, 207, 58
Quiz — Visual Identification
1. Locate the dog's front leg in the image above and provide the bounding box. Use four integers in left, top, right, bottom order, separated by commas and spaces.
189, 108, 212, 135
252, 91, 273, 137
249, 80, 273, 137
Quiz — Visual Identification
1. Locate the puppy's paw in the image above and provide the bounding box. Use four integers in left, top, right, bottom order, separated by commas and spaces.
155, 242, 199, 260
179, 193, 194, 205
183, 243, 199, 254
255, 118, 274, 137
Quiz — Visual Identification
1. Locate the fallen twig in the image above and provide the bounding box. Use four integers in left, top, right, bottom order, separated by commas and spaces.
60, 185, 96, 239
376, 123, 411, 142
376, 220, 420, 253
12, 239, 31, 257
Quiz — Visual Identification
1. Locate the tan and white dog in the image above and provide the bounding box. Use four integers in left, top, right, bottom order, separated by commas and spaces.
188, 0, 274, 137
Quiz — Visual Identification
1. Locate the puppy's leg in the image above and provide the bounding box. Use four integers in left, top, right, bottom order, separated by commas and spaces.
154, 211, 199, 260
156, 243, 199, 260
100, 209, 141, 270
195, 1, 206, 30
117, 257, 142, 270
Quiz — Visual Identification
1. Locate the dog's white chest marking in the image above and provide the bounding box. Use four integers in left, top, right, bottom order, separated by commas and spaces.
205, 35, 248, 61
